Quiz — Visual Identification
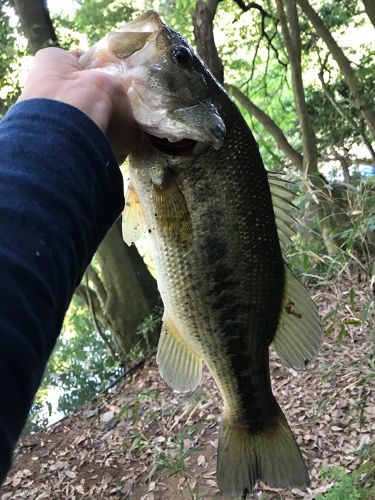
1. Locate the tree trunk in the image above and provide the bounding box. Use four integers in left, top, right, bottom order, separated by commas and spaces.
332, 148, 352, 183
12, 0, 58, 54
14, 0, 162, 359
228, 85, 304, 169
297, 0, 375, 140
275, 0, 345, 255
276, 0, 318, 175
95, 220, 160, 359
192, 0, 224, 84
363, 0, 375, 29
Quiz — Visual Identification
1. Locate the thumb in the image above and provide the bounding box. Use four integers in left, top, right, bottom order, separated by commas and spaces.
106, 86, 139, 163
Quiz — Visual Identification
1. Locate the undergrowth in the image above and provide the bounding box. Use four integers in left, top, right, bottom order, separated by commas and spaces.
118, 389, 208, 481
317, 445, 375, 499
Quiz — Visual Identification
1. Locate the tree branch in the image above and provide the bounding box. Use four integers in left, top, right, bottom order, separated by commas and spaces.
233, 1, 271, 18
331, 146, 352, 183
276, 0, 318, 174
228, 84, 303, 169
12, 0, 58, 55
276, 0, 295, 59
234, 0, 287, 69
362, 0, 375, 30
193, 0, 224, 83
297, 0, 375, 139
86, 264, 107, 310
84, 276, 121, 363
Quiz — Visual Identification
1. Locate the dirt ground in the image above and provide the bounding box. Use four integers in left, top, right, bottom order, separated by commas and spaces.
1, 277, 374, 499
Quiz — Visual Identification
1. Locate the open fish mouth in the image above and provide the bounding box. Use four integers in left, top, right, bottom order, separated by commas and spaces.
147, 134, 198, 156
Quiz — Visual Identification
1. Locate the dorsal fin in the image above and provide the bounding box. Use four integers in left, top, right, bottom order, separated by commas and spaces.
268, 173, 298, 253
268, 174, 322, 368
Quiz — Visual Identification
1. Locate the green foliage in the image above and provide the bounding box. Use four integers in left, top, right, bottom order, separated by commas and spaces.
25, 301, 162, 433
318, 0, 362, 31
214, 1, 297, 170
159, 0, 195, 42
0, 2, 24, 113
45, 295, 122, 415
73, 0, 138, 44
306, 81, 362, 152
152, 422, 202, 477
49, 14, 82, 51
289, 176, 375, 280
125, 309, 162, 363
22, 388, 51, 435
137, 309, 162, 348
118, 389, 207, 480
317, 445, 375, 499
25, 295, 122, 432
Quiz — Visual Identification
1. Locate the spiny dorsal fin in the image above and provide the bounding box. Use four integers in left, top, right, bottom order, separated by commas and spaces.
156, 314, 202, 392
122, 182, 146, 246
272, 264, 322, 370
268, 173, 298, 252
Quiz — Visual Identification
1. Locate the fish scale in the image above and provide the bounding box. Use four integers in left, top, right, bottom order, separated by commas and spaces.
80, 10, 322, 496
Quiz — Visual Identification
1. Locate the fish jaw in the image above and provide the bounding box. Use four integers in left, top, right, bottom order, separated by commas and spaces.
79, 11, 226, 151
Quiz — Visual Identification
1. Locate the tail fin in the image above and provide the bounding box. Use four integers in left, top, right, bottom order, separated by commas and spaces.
217, 404, 309, 497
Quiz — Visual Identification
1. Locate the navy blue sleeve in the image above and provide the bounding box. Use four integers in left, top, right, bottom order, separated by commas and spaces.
0, 99, 124, 481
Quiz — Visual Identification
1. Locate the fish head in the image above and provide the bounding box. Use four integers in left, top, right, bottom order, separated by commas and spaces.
80, 11, 226, 156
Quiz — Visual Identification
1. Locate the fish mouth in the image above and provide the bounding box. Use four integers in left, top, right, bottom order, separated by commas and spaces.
147, 134, 198, 156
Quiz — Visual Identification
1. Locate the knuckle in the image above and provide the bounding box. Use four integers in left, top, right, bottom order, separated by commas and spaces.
86, 71, 122, 95
34, 47, 61, 59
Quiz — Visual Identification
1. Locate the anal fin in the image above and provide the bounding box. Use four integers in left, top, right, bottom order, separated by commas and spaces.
156, 315, 202, 393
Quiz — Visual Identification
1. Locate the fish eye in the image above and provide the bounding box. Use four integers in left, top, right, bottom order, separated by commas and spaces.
171, 45, 191, 66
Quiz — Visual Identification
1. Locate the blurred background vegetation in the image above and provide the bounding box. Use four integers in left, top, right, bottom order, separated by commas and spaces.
0, 0, 374, 496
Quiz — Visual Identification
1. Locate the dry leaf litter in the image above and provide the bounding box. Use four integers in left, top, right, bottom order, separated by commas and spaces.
1, 277, 374, 499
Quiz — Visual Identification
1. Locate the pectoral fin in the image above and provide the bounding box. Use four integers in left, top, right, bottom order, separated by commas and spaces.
151, 171, 192, 242
122, 183, 146, 246
272, 265, 322, 370
156, 315, 202, 392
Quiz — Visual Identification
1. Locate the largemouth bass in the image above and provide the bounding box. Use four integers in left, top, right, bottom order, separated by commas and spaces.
81, 12, 322, 497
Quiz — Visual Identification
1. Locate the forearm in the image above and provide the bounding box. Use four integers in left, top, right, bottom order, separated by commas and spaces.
0, 99, 124, 480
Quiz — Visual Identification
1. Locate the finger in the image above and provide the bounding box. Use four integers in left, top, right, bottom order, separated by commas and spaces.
69, 49, 85, 59
34, 46, 66, 61
107, 90, 140, 159
32, 47, 81, 71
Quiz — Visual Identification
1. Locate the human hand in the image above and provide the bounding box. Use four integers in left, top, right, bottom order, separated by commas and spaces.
18, 47, 138, 163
